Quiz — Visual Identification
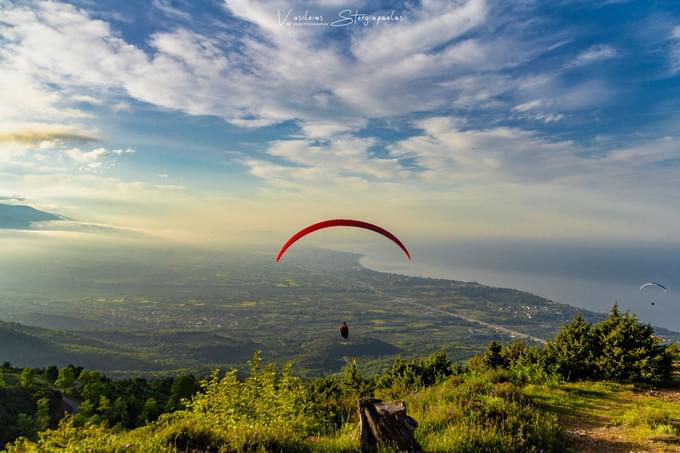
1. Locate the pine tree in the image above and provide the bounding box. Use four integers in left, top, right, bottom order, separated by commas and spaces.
483, 341, 505, 369
594, 304, 672, 384
55, 367, 75, 394
35, 398, 51, 432
545, 314, 599, 380
19, 368, 36, 388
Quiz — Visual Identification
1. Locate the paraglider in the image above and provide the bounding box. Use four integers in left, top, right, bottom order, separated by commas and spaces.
640, 282, 668, 293
276, 219, 410, 338
339, 321, 349, 339
275, 219, 411, 262
640, 282, 668, 306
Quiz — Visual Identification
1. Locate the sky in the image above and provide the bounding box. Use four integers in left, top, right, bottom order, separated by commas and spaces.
1, 0, 680, 248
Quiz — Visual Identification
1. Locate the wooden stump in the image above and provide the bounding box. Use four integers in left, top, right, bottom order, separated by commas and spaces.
358, 398, 421, 453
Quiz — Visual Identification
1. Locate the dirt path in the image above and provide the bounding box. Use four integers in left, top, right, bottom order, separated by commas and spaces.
561, 397, 680, 452
542, 385, 680, 453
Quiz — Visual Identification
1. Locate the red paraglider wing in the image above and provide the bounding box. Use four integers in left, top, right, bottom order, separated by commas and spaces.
276, 219, 411, 262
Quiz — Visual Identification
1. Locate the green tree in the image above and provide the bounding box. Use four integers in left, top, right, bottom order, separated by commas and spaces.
19, 368, 36, 388
545, 315, 599, 380
98, 395, 111, 415
35, 397, 51, 432
484, 341, 505, 369
341, 358, 369, 396
77, 370, 106, 402
14, 413, 36, 439
55, 367, 75, 394
0, 369, 5, 388
45, 366, 59, 383
138, 397, 158, 424
594, 304, 672, 384
73, 399, 96, 426
165, 375, 199, 411
377, 351, 454, 391
110, 397, 129, 426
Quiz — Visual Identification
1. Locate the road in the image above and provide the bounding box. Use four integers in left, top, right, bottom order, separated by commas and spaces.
357, 280, 546, 344
390, 296, 546, 344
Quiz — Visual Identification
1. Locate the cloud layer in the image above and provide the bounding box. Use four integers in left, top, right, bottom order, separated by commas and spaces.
0, 0, 679, 244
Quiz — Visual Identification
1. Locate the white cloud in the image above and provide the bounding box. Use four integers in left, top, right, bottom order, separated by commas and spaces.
111, 101, 132, 113
64, 147, 108, 163
111, 148, 136, 155
566, 44, 618, 68
152, 0, 192, 21
0, 0, 577, 136
671, 25, 680, 74
239, 115, 680, 241
513, 99, 548, 112
350, 0, 488, 64
299, 122, 361, 139
3, 1, 676, 242
247, 135, 406, 192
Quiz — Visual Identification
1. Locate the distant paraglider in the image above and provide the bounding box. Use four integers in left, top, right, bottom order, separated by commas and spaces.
640, 282, 668, 293
339, 321, 349, 339
640, 282, 668, 306
275, 219, 411, 262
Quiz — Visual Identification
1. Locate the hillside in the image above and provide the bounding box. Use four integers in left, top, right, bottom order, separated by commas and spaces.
2, 307, 679, 452
4, 357, 680, 452
0, 321, 265, 373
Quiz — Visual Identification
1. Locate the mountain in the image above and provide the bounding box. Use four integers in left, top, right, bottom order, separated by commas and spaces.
0, 203, 63, 229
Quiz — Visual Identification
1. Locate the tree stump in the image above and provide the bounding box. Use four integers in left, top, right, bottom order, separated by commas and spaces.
358, 398, 421, 453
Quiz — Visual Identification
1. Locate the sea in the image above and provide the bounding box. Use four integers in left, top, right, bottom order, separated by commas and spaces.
352, 239, 680, 332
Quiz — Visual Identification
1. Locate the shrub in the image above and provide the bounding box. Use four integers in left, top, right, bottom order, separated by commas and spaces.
545, 306, 673, 385
409, 370, 563, 452
594, 305, 672, 385
483, 341, 505, 369
377, 351, 455, 392
545, 315, 599, 381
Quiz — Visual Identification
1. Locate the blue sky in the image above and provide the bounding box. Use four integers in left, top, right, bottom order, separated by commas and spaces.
0, 0, 679, 246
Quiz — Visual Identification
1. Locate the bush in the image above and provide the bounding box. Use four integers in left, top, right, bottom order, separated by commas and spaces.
594, 305, 672, 385
545, 306, 673, 385
409, 370, 563, 452
483, 341, 505, 369
545, 315, 599, 381
377, 351, 455, 392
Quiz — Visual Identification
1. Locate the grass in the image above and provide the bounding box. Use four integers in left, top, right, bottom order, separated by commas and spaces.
4, 367, 564, 452
525, 380, 680, 452
5, 358, 680, 452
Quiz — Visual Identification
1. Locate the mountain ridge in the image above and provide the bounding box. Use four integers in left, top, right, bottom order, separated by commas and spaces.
0, 203, 64, 229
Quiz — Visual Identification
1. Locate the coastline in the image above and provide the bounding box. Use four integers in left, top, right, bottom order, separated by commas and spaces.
355, 251, 680, 335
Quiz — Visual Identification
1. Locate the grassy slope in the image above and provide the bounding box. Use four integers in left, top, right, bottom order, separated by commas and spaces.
526, 381, 680, 452
6, 369, 680, 452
